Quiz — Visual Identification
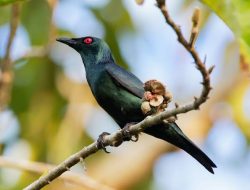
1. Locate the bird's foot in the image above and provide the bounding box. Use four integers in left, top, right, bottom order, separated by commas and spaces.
122, 122, 139, 142
97, 132, 110, 153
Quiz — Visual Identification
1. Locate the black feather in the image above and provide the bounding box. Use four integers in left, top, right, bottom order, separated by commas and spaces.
145, 122, 217, 173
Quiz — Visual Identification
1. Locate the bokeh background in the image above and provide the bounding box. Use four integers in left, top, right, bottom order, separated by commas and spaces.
0, 0, 250, 190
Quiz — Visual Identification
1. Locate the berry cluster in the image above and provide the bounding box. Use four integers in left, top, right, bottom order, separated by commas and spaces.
141, 80, 172, 115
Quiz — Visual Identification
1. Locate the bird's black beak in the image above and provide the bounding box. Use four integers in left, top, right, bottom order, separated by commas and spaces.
56, 37, 77, 48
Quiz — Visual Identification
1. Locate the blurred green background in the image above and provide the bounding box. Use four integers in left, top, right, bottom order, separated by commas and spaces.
0, 0, 250, 190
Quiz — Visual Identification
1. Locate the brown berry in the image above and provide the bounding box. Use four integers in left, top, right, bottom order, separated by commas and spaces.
141, 101, 151, 114
149, 95, 164, 107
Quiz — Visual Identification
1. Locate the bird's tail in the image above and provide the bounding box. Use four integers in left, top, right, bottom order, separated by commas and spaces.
144, 122, 216, 173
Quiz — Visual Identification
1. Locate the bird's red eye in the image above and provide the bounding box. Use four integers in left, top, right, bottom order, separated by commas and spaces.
83, 37, 93, 44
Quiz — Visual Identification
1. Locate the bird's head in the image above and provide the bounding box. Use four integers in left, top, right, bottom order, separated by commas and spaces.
56, 36, 113, 66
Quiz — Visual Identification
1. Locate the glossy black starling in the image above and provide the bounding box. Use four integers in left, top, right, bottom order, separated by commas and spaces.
57, 36, 216, 173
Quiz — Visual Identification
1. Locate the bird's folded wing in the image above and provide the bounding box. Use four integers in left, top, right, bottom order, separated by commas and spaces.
105, 63, 144, 98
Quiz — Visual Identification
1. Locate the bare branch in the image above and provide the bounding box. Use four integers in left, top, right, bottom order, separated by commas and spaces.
25, 1, 214, 189
155, 0, 213, 110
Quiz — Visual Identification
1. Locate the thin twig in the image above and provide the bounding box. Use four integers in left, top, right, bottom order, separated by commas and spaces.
0, 156, 114, 190
2, 4, 20, 67
155, 0, 213, 110
47, 0, 58, 45
0, 3, 20, 110
14, 46, 48, 63
25, 1, 214, 189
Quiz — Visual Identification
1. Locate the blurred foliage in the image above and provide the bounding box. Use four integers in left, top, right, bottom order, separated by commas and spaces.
0, 0, 136, 189
21, 0, 51, 45
228, 79, 250, 140
201, 0, 250, 65
200, 0, 250, 139
0, 0, 24, 6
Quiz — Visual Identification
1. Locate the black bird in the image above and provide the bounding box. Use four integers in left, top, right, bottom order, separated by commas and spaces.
57, 36, 216, 173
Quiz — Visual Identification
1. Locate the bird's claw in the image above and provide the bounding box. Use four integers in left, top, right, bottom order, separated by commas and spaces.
130, 134, 139, 142
122, 122, 139, 142
97, 132, 110, 153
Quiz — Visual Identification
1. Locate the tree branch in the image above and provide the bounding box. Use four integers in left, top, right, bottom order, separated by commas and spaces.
0, 156, 114, 190
0, 3, 20, 110
2, 4, 20, 66
24, 0, 214, 189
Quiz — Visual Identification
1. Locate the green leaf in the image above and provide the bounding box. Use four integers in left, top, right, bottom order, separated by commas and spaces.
201, 0, 250, 65
21, 0, 51, 45
0, 0, 25, 6
92, 0, 135, 69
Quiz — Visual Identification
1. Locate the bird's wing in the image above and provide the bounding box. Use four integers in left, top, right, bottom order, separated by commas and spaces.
105, 63, 144, 98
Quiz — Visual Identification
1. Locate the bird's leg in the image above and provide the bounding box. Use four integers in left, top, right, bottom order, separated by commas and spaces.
96, 132, 110, 153
122, 122, 139, 142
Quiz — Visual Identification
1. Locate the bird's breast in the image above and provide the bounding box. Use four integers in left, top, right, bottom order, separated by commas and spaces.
89, 71, 143, 127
